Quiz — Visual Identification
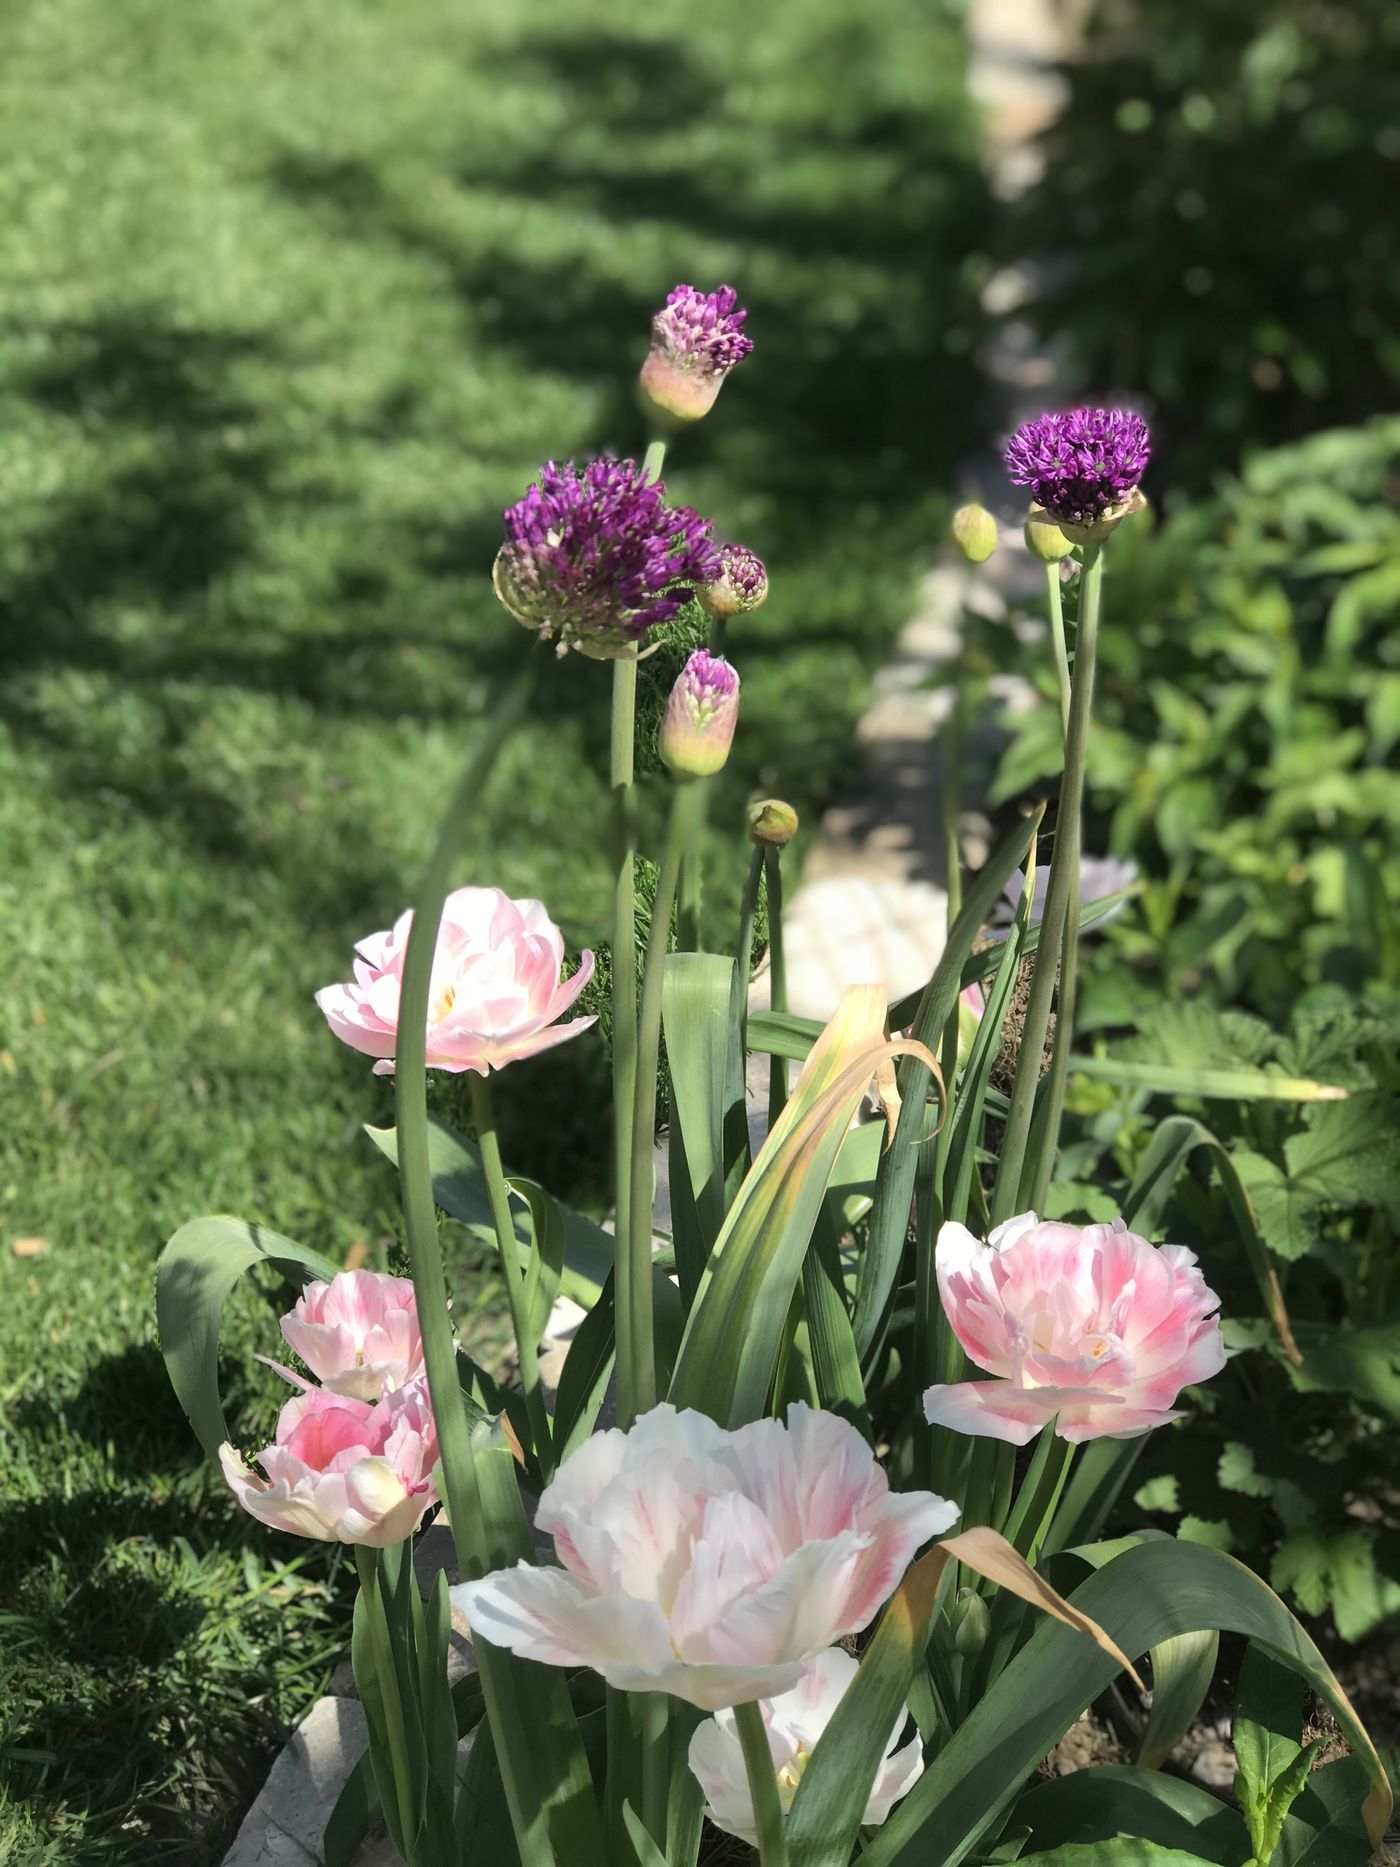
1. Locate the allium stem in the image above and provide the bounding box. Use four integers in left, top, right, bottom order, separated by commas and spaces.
469, 1072, 554, 1479
611, 647, 641, 1428
734, 1699, 790, 1867
614, 436, 664, 1431
764, 846, 789, 1129
733, 844, 765, 1046
391, 662, 556, 1861
990, 544, 1102, 1224
1026, 547, 1102, 1210
1045, 564, 1072, 739
626, 781, 702, 1421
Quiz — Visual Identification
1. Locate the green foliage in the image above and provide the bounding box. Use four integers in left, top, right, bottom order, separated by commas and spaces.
1010, 0, 1400, 491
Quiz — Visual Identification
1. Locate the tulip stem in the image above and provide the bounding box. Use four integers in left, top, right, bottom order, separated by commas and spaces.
734, 1699, 789, 1867
990, 544, 1102, 1225
764, 846, 788, 1130
469, 1072, 554, 1479
1046, 564, 1071, 739
626, 780, 702, 1421
355, 1546, 419, 1861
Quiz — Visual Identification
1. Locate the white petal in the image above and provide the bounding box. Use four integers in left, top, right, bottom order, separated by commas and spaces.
451, 1564, 672, 1673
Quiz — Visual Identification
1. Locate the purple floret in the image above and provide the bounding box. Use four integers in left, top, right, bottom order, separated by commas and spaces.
678, 647, 739, 705
497, 458, 721, 651
1003, 408, 1150, 525
652, 284, 754, 375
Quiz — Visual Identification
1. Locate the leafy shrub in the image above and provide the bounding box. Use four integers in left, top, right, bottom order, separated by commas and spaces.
989, 417, 1400, 1636
1012, 0, 1400, 490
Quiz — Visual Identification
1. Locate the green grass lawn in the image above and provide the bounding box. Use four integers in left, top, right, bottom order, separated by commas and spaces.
0, 0, 987, 1857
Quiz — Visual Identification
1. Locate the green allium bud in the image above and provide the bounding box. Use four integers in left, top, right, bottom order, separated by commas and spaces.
952, 503, 998, 563
1023, 506, 1074, 562
747, 798, 799, 846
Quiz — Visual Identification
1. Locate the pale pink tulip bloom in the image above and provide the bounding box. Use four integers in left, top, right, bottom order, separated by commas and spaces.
451, 1403, 957, 1712
220, 1381, 439, 1546
688, 1645, 922, 1843
278, 1270, 424, 1402
924, 1212, 1226, 1445
315, 886, 595, 1076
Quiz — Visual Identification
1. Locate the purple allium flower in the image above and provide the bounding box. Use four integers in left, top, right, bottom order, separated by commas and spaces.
493, 458, 721, 659
641, 284, 753, 421
660, 649, 741, 777
1003, 408, 1150, 527
699, 543, 768, 618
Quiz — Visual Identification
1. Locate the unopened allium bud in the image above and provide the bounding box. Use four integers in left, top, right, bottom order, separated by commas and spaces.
699, 543, 768, 618
952, 503, 998, 564
747, 798, 799, 846
493, 458, 720, 659
950, 1589, 991, 1660
1004, 408, 1150, 545
641, 284, 753, 422
1023, 506, 1074, 562
661, 650, 741, 778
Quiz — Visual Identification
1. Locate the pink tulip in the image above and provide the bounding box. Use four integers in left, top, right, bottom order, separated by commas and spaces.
688, 1645, 922, 1843
278, 1270, 424, 1402
923, 1212, 1226, 1446
220, 1381, 439, 1546
315, 886, 595, 1076
451, 1403, 957, 1712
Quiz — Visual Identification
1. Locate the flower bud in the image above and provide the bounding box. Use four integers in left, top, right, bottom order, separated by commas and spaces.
660, 650, 740, 779
747, 798, 798, 846
952, 503, 998, 564
640, 284, 753, 422
699, 543, 768, 617
1023, 506, 1074, 562
950, 1588, 991, 1660
1056, 487, 1147, 547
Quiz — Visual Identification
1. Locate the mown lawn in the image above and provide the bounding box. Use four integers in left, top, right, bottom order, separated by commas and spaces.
0, 0, 987, 1857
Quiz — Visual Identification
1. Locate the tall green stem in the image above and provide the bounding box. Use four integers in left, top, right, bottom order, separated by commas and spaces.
733, 844, 764, 1042
355, 1546, 418, 1861
765, 845, 788, 1130
610, 647, 641, 1428
626, 782, 701, 1422
734, 1699, 789, 1867
1046, 564, 1071, 739
391, 662, 547, 1856
468, 1072, 554, 1477
612, 438, 666, 1430
1026, 548, 1102, 1210
990, 545, 1102, 1224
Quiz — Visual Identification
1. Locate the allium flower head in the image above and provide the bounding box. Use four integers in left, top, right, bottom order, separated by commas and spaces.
1003, 408, 1150, 532
642, 283, 753, 421
661, 649, 741, 778
699, 543, 768, 618
747, 798, 799, 846
494, 458, 720, 659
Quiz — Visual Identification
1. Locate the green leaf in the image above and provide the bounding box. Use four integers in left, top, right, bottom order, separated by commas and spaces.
323, 1754, 376, 1867
663, 953, 738, 1282
509, 1174, 565, 1341
1218, 1442, 1275, 1499
1068, 1057, 1346, 1103
1285, 1322, 1400, 1418
621, 1803, 671, 1867
1014, 1846, 1223, 1865
1232, 1151, 1318, 1261
156, 1216, 341, 1461
1273, 1753, 1377, 1866
670, 987, 929, 1425
1014, 1765, 1236, 1862
1283, 1093, 1400, 1211
1233, 1643, 1305, 1858
1137, 1632, 1220, 1773
855, 809, 1043, 1359
860, 1540, 1392, 1867
366, 1117, 615, 1308
1271, 1528, 1400, 1641
550, 1270, 617, 1459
